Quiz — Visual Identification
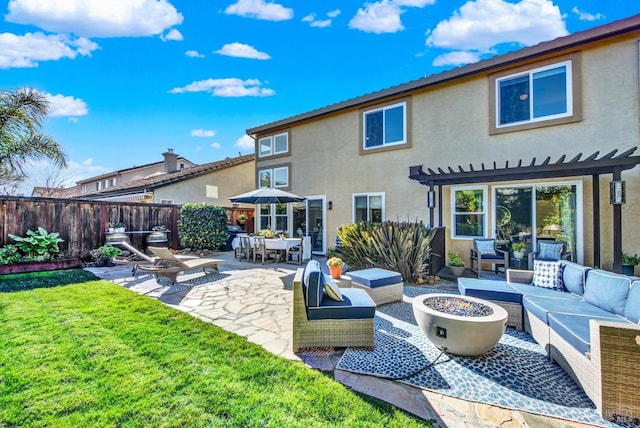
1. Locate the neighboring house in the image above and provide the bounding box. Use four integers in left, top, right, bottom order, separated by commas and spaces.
75, 149, 196, 196
31, 186, 81, 198
246, 14, 640, 272
82, 154, 255, 206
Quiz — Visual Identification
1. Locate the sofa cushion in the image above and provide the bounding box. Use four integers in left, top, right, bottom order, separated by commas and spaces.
583, 269, 631, 316
523, 295, 615, 324
624, 281, 640, 323
537, 241, 563, 260
475, 239, 496, 255
323, 273, 343, 302
507, 281, 576, 300
457, 278, 522, 304
561, 260, 590, 296
307, 288, 376, 320
304, 260, 324, 307
348, 268, 403, 288
532, 260, 564, 290
548, 313, 629, 356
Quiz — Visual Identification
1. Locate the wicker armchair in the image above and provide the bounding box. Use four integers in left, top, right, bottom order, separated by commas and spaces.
292, 268, 374, 352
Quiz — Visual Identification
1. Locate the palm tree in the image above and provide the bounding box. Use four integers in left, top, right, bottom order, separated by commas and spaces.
0, 88, 67, 184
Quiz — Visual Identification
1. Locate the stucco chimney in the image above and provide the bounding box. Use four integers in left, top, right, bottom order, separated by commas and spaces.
163, 148, 178, 173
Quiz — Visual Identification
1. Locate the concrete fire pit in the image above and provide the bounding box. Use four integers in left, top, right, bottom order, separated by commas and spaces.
412, 293, 508, 357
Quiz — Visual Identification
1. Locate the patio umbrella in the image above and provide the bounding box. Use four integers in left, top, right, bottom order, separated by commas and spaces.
229, 187, 306, 204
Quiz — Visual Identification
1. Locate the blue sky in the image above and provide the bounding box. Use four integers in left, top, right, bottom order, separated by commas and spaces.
1, 0, 638, 193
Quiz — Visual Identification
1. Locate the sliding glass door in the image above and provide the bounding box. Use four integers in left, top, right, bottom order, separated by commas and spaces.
494, 182, 581, 262
291, 196, 326, 255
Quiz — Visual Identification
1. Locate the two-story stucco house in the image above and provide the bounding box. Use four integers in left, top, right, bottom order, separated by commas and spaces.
246, 14, 640, 273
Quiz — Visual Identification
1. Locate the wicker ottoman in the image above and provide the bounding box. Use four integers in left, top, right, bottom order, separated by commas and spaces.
348, 268, 403, 305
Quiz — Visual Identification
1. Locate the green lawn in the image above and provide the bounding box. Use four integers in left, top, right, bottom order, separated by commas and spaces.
0, 276, 434, 427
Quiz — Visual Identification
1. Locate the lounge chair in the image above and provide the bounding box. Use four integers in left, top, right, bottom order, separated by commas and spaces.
112, 241, 159, 276
140, 247, 224, 285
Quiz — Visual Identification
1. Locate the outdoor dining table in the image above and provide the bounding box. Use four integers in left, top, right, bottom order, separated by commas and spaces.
231, 236, 311, 262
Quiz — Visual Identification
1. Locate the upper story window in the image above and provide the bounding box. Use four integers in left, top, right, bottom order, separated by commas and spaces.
362, 101, 406, 150
451, 186, 488, 239
258, 132, 289, 158
259, 166, 289, 188
490, 55, 581, 134
353, 193, 384, 223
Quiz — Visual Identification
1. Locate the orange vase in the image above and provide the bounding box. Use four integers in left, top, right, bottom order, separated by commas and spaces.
329, 264, 342, 279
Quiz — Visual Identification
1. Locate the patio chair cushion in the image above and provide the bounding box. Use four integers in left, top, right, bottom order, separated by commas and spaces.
624, 281, 640, 323
523, 294, 618, 324
348, 268, 402, 288
303, 260, 324, 307
475, 239, 497, 255
306, 288, 376, 320
537, 241, 563, 260
583, 269, 631, 316
532, 260, 564, 290
458, 278, 522, 304
548, 313, 630, 356
508, 280, 579, 300
561, 260, 590, 296
323, 273, 344, 302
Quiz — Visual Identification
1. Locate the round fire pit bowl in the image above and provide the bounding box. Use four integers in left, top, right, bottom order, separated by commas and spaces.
412, 293, 508, 357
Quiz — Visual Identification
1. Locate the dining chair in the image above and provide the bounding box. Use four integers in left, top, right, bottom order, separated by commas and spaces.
239, 235, 252, 261
286, 237, 304, 265
253, 236, 277, 264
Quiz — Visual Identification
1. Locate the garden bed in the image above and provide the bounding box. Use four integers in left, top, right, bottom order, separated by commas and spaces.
0, 259, 82, 275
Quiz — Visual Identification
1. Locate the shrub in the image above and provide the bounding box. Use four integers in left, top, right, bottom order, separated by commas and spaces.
0, 245, 21, 264
178, 203, 229, 250
337, 220, 433, 282
8, 227, 64, 262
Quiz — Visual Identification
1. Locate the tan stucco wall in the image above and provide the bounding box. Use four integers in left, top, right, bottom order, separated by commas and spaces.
255, 34, 640, 266
152, 161, 255, 208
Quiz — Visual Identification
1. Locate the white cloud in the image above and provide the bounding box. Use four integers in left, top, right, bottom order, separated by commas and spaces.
186, 50, 204, 58
169, 78, 276, 98
302, 12, 334, 28
302, 13, 315, 22
426, 0, 568, 53
160, 28, 183, 41
0, 32, 98, 69
44, 93, 89, 117
349, 1, 404, 34
191, 129, 215, 137
224, 0, 293, 21
349, 0, 434, 34
210, 142, 221, 149
571, 6, 604, 22
327, 9, 341, 18
6, 0, 183, 38
432, 50, 482, 67
214, 42, 271, 60
235, 134, 255, 151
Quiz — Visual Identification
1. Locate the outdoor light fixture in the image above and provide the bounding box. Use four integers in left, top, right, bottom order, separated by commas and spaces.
328, 201, 332, 210
428, 190, 435, 208
610, 180, 626, 205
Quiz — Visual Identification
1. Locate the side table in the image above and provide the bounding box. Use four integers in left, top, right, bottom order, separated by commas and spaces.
333, 275, 352, 288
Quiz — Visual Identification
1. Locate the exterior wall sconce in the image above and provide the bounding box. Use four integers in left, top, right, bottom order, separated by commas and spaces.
610, 180, 626, 205
427, 191, 435, 208
328, 201, 332, 210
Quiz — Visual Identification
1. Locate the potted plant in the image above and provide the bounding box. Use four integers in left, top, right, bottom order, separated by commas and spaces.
258, 229, 275, 238
622, 252, 639, 276
327, 256, 345, 279
447, 251, 465, 277
512, 242, 527, 259
113, 222, 126, 233
237, 213, 247, 225
91, 245, 122, 267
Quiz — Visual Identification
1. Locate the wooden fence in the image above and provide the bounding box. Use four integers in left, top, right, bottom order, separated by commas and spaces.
0, 196, 182, 258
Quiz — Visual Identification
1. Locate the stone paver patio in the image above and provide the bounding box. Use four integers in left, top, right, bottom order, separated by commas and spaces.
87, 252, 593, 428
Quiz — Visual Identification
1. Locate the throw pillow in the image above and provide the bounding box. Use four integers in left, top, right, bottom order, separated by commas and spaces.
475, 239, 496, 255
323, 273, 344, 301
532, 260, 564, 290
537, 242, 563, 260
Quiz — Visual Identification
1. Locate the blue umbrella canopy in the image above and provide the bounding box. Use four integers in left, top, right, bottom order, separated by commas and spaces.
229, 187, 306, 204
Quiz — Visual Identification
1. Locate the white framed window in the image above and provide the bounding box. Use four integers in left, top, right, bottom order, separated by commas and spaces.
363, 102, 406, 150
496, 60, 572, 128
258, 132, 289, 157
451, 186, 488, 239
353, 193, 384, 222
258, 166, 289, 188
259, 203, 289, 233
110, 178, 116, 186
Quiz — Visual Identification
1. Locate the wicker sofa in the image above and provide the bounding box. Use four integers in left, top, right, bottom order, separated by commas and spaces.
458, 261, 640, 423
292, 260, 376, 352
